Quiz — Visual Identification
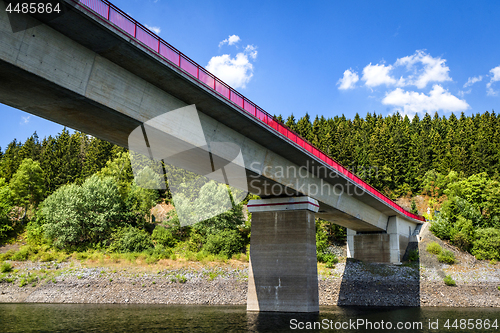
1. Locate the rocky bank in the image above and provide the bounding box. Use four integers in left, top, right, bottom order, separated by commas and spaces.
1, 224, 499, 307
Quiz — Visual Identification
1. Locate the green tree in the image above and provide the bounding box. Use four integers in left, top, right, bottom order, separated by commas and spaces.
410, 199, 418, 215
472, 228, 500, 260
99, 152, 134, 200
42, 175, 123, 250
9, 158, 45, 218
0, 178, 14, 240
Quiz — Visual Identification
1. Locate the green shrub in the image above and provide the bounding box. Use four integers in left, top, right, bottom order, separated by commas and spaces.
450, 216, 475, 251
203, 229, 244, 258
11, 246, 35, 261
109, 226, 153, 253
444, 275, 456, 286
39, 252, 56, 262
151, 226, 177, 248
490, 259, 497, 265
438, 250, 456, 264
408, 249, 419, 262
317, 253, 339, 267
0, 262, 13, 273
19, 278, 28, 287
0, 249, 15, 261
176, 274, 187, 283
472, 228, 500, 260
453, 232, 471, 252
25, 211, 47, 246
426, 242, 442, 255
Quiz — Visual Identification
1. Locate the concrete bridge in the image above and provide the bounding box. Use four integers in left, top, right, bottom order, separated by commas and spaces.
0, 0, 424, 312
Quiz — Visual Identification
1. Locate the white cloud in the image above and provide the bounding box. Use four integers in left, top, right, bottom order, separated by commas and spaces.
206, 44, 257, 89
463, 75, 482, 88
20, 116, 30, 125
486, 65, 500, 96
337, 69, 359, 90
458, 89, 471, 98
145, 24, 161, 34
218, 35, 241, 47
395, 50, 451, 89
382, 85, 469, 117
342, 50, 452, 90
244, 45, 257, 60
361, 63, 396, 87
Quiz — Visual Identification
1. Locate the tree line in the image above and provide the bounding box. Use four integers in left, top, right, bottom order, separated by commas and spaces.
1, 110, 499, 261
277, 110, 500, 198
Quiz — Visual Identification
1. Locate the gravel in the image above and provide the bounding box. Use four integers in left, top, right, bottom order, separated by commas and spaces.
1, 224, 499, 307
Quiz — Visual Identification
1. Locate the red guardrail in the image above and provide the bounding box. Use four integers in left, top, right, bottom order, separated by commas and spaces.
75, 0, 425, 222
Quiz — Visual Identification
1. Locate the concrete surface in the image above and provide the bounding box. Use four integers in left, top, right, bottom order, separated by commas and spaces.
247, 198, 319, 312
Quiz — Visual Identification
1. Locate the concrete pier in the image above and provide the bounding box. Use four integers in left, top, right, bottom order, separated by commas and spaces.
247, 197, 319, 312
347, 216, 416, 264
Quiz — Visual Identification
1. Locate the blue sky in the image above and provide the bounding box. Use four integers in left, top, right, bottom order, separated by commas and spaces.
2, 0, 500, 150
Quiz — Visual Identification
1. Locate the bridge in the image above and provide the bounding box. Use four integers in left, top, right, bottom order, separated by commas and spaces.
0, 0, 424, 312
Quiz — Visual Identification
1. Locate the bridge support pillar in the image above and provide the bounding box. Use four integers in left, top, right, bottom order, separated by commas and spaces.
346, 216, 417, 264
246, 196, 319, 312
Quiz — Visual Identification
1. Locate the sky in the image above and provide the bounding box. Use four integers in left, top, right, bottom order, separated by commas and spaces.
2, 0, 500, 150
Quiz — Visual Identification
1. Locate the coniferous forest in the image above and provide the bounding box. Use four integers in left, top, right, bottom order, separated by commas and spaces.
1, 110, 500, 264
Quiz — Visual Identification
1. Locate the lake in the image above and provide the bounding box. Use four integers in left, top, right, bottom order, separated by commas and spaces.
1, 304, 499, 332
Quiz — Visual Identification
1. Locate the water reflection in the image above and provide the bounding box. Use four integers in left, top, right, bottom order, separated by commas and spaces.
1, 304, 499, 332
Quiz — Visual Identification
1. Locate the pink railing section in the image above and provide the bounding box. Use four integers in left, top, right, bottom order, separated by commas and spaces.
75, 0, 425, 222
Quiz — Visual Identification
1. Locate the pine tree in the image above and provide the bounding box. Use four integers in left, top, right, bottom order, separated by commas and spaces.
410, 199, 418, 215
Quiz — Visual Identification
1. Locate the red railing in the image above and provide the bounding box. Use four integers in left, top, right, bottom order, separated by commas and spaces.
75, 0, 425, 222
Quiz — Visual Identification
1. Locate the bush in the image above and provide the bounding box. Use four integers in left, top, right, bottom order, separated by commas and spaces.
26, 211, 47, 246
0, 262, 13, 273
444, 275, 456, 286
10, 246, 35, 261
450, 216, 475, 251
408, 249, 419, 262
471, 228, 500, 260
437, 250, 456, 264
453, 232, 471, 252
109, 226, 153, 253
317, 253, 339, 267
151, 226, 177, 248
426, 242, 442, 255
43, 175, 123, 250
203, 230, 244, 258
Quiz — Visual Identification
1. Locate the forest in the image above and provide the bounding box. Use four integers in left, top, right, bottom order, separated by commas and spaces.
0, 110, 500, 263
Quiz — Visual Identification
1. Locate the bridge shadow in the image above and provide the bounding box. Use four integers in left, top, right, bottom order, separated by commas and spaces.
337, 244, 420, 307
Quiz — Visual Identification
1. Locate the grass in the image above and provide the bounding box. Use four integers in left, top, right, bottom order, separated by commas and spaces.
208, 271, 218, 281
444, 275, 456, 286
426, 242, 442, 255
1, 262, 13, 273
437, 250, 456, 264
173, 274, 187, 283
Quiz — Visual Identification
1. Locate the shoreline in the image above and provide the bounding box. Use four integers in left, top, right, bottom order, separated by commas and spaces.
1, 260, 499, 307
2, 224, 499, 307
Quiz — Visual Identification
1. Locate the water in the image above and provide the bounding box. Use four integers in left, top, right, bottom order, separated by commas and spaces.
0, 304, 499, 332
